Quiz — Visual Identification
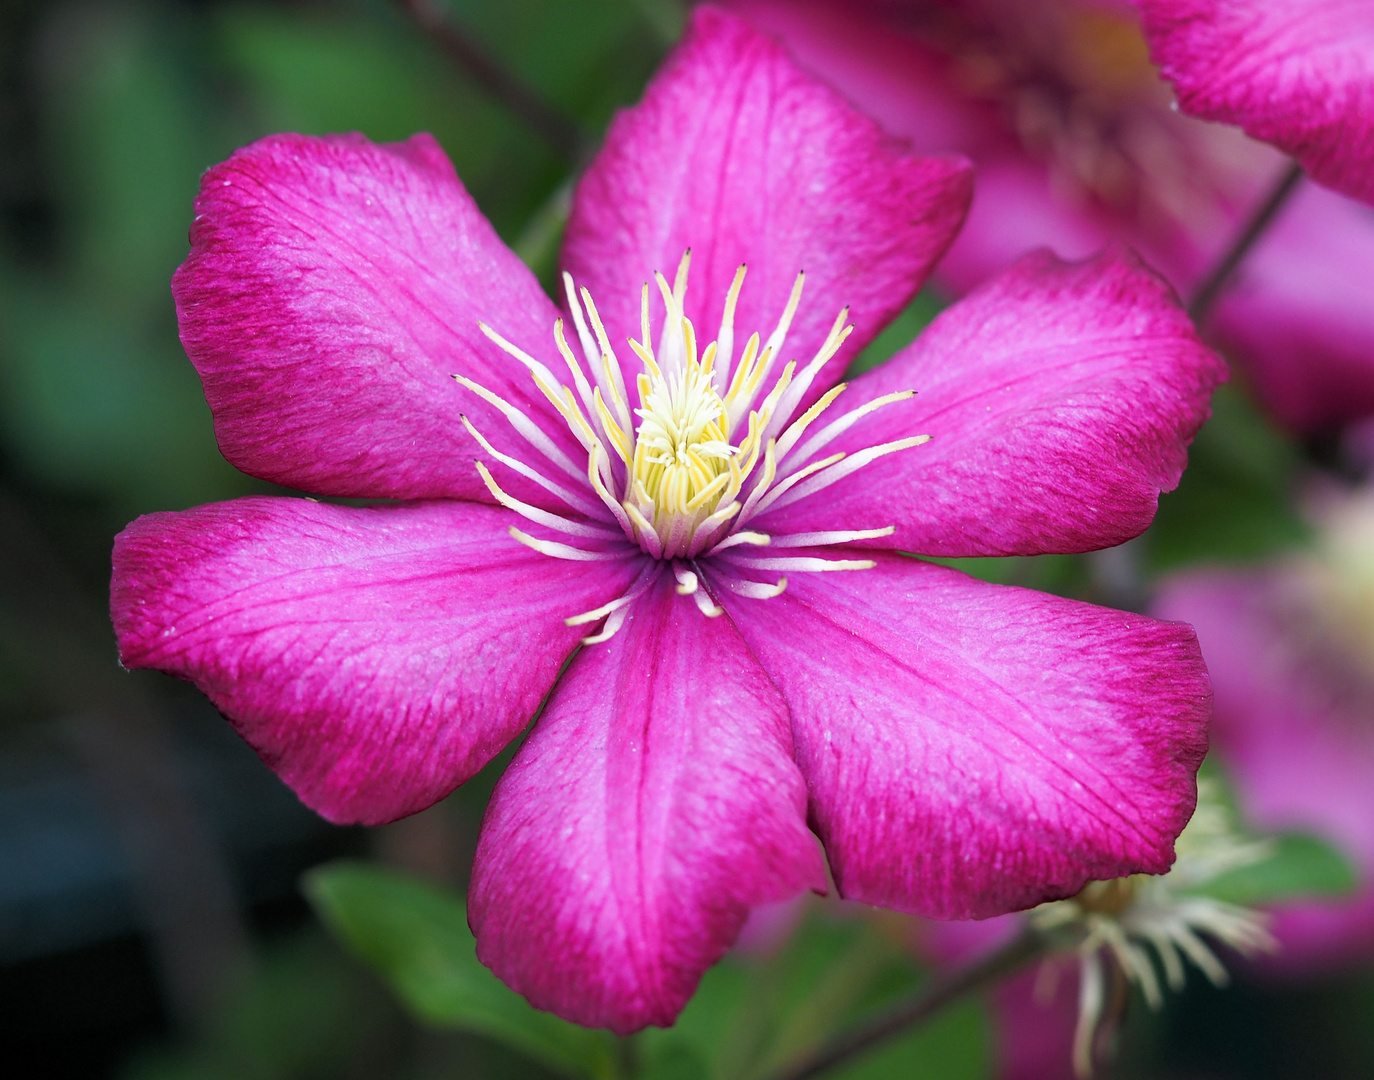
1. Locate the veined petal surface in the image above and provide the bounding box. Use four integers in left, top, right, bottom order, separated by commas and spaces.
722, 554, 1210, 920
469, 572, 824, 1033
561, 5, 972, 404
112, 498, 640, 825
173, 132, 579, 504
757, 248, 1225, 557
1139, 0, 1374, 206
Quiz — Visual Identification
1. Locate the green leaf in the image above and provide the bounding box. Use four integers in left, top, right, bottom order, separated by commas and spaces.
638, 907, 987, 1080
911, 552, 1088, 596
1201, 833, 1359, 906
1146, 382, 1307, 569
304, 861, 621, 1080
845, 289, 945, 378
825, 998, 990, 1080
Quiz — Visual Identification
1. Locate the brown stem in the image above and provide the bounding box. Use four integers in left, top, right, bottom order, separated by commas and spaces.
769, 929, 1047, 1080
392, 0, 586, 161
1188, 161, 1304, 326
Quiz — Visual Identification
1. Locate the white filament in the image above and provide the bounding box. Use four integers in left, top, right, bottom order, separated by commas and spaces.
459, 251, 932, 642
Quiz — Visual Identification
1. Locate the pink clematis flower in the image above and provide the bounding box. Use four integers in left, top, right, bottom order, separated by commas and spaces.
726, 0, 1374, 432
111, 8, 1220, 1031
1137, 0, 1374, 208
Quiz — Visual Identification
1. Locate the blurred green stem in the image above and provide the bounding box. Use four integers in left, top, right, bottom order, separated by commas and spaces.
1188, 161, 1304, 327
513, 178, 573, 284
392, 0, 588, 161
625, 0, 688, 46
765, 929, 1046, 1080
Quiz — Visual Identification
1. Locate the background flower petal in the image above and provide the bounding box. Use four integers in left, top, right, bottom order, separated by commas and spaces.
173, 132, 580, 503
1154, 569, 1374, 967
561, 4, 972, 407
1211, 181, 1374, 432
112, 497, 640, 825
468, 572, 824, 1034
757, 247, 1226, 556
1139, 0, 1374, 206
722, 554, 1210, 920
731, 0, 1374, 438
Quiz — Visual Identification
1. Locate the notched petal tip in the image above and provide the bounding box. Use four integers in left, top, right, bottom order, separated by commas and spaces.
469, 575, 821, 1031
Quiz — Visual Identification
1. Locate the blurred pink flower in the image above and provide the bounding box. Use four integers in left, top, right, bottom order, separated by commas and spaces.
919, 778, 1279, 1077
913, 502, 1374, 1076
727, 0, 1374, 432
1154, 490, 1374, 968
112, 7, 1219, 1030
1138, 0, 1374, 207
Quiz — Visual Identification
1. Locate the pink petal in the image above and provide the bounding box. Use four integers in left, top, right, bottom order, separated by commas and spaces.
724, 0, 1005, 159
1154, 569, 1374, 966
757, 247, 1226, 557
112, 497, 641, 825
991, 967, 1080, 1080
1265, 892, 1374, 970
1211, 181, 1374, 432
468, 571, 824, 1033
720, 554, 1210, 920
1139, 0, 1374, 206
722, 0, 1260, 290
561, 5, 972, 405
173, 133, 579, 503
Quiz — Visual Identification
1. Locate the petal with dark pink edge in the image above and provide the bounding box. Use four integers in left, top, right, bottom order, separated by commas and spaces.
173, 133, 579, 504
468, 572, 824, 1034
1139, 0, 1374, 206
561, 5, 972, 405
1154, 569, 1374, 967
721, 554, 1210, 920
112, 498, 641, 825
756, 248, 1226, 557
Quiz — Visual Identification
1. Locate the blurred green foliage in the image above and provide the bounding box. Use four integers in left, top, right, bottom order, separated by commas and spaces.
1146, 382, 1309, 570
1201, 833, 1358, 908
122, 931, 402, 1080
0, 0, 667, 521
306, 861, 990, 1080
306, 861, 623, 1079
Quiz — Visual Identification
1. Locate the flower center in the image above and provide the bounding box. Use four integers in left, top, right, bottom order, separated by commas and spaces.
459, 250, 931, 641
632, 356, 735, 537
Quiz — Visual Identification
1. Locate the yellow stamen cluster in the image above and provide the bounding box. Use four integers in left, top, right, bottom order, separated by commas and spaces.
460, 248, 933, 640
611, 258, 832, 557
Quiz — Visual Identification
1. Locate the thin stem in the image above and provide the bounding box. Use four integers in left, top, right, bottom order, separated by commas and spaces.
768, 929, 1047, 1080
392, 0, 587, 161
1188, 161, 1304, 326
